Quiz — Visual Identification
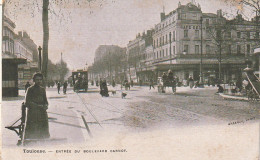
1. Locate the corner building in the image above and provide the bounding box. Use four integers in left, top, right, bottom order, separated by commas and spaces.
152, 2, 260, 84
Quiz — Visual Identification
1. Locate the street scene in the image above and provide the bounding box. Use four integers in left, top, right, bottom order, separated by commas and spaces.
2, 0, 260, 159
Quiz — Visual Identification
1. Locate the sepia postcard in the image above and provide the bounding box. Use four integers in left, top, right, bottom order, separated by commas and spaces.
1, 0, 260, 159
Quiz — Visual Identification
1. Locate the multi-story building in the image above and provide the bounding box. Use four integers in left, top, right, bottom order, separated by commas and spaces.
14, 31, 39, 88
151, 2, 260, 84
2, 16, 26, 97
127, 30, 153, 83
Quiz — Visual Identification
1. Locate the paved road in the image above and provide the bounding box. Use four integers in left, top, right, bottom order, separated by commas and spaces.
72, 86, 260, 134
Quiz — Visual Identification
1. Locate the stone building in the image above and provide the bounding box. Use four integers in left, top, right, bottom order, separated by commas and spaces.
126, 30, 153, 83
2, 16, 26, 97
151, 2, 260, 84
14, 31, 39, 88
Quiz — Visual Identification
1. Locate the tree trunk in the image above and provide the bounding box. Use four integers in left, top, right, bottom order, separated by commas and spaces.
42, 0, 49, 81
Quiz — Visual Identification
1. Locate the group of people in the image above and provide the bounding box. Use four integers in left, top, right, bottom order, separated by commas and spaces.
57, 81, 68, 94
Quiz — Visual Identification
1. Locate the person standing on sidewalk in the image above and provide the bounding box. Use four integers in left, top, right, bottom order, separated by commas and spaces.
25, 81, 31, 93
149, 78, 154, 90
57, 81, 61, 94
63, 81, 68, 94
188, 75, 194, 89
24, 72, 50, 139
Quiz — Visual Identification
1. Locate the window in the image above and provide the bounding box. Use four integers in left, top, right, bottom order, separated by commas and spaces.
160, 37, 161, 46
184, 30, 188, 38
247, 44, 250, 54
166, 48, 168, 56
195, 45, 200, 54
173, 46, 176, 54
157, 39, 158, 47
247, 32, 250, 39
195, 30, 199, 38
256, 32, 259, 39
162, 49, 164, 57
182, 14, 186, 20
166, 35, 168, 43
162, 36, 164, 45
157, 51, 158, 58
237, 45, 241, 54
206, 19, 209, 26
237, 32, 241, 38
160, 50, 162, 57
226, 31, 231, 38
206, 30, 210, 39
206, 45, 210, 54
173, 31, 176, 41
153, 40, 155, 47
184, 45, 189, 54
228, 45, 232, 54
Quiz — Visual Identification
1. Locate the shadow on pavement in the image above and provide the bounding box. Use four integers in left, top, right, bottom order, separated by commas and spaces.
2, 96, 25, 101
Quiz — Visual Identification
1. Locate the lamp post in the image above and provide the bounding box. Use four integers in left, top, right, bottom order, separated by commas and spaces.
199, 16, 204, 86
38, 46, 42, 72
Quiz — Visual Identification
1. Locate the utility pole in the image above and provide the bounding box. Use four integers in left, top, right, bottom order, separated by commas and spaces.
199, 16, 204, 86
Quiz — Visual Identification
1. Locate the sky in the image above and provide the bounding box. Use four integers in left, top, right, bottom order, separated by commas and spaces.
3, 0, 250, 70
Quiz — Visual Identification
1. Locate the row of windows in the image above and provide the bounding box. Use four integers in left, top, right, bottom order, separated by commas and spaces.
154, 46, 176, 59
155, 16, 176, 32
2, 40, 14, 54
183, 44, 251, 54
154, 31, 176, 47
3, 28, 14, 39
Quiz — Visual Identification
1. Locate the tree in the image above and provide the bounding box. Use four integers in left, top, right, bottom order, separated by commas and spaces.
225, 0, 260, 21
3, 0, 112, 83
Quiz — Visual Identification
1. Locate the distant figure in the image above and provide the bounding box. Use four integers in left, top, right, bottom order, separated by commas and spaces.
188, 75, 194, 89
162, 72, 168, 90
25, 81, 31, 93
139, 79, 142, 86
96, 80, 99, 87
91, 80, 94, 86
63, 81, 68, 94
217, 84, 224, 93
130, 80, 134, 87
112, 79, 116, 87
57, 82, 61, 94
100, 80, 109, 97
149, 79, 154, 90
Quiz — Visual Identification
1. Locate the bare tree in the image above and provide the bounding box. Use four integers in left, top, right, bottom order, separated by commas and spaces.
3, 0, 114, 83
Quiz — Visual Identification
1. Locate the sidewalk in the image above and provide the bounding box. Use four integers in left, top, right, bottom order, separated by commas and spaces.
2, 87, 89, 147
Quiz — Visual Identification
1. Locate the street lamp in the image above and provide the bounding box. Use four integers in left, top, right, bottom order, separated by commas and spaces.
199, 16, 204, 86
38, 46, 42, 71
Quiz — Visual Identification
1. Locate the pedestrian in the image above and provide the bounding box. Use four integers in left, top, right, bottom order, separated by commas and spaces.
63, 81, 68, 94
216, 84, 224, 93
57, 81, 61, 94
25, 81, 31, 93
188, 75, 194, 89
130, 80, 134, 87
162, 72, 168, 90
149, 78, 154, 90
100, 80, 109, 97
139, 79, 142, 86
112, 79, 116, 87
24, 72, 50, 139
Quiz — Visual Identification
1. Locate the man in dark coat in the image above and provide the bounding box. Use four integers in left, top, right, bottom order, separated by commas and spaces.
57, 82, 61, 94
25, 81, 31, 93
63, 81, 68, 94
24, 73, 50, 139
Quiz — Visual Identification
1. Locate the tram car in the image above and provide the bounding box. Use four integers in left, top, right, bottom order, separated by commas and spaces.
72, 69, 88, 92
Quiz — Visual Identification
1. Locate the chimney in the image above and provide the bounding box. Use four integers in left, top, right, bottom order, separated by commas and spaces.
160, 12, 166, 21
217, 9, 222, 17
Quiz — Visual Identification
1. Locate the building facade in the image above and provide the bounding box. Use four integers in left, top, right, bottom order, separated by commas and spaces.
2, 16, 26, 97
14, 32, 39, 88
151, 2, 260, 84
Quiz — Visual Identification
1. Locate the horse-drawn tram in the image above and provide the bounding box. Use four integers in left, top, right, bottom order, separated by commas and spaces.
72, 69, 88, 92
